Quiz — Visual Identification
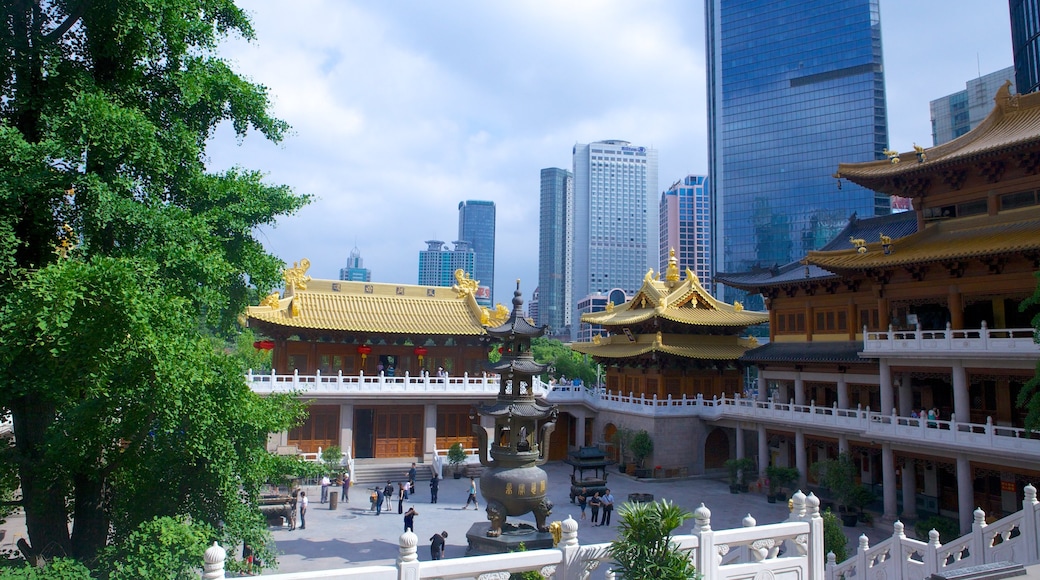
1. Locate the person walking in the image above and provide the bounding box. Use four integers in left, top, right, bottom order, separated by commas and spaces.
398, 483, 406, 514
404, 506, 419, 532
341, 472, 350, 501
430, 531, 448, 560
601, 489, 615, 526
464, 477, 479, 509
576, 487, 588, 520
298, 491, 309, 529
588, 492, 602, 526
374, 487, 384, 516
430, 473, 440, 503
408, 462, 417, 491
320, 474, 331, 503
384, 481, 394, 510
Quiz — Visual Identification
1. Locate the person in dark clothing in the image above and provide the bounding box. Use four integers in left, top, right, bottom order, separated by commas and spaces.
398, 482, 406, 514
408, 462, 417, 491
588, 492, 602, 526
341, 472, 350, 501
430, 531, 447, 560
429, 473, 440, 503
384, 481, 394, 510
404, 506, 418, 532
374, 487, 384, 516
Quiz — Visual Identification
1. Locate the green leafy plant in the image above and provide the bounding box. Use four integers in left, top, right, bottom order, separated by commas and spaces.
913, 515, 961, 542
610, 427, 635, 466
821, 509, 848, 562
724, 458, 756, 489
607, 499, 699, 580
96, 516, 216, 580
0, 558, 93, 579
765, 465, 800, 497
509, 543, 545, 580
448, 442, 468, 476
630, 430, 654, 469
321, 446, 343, 472
811, 453, 862, 513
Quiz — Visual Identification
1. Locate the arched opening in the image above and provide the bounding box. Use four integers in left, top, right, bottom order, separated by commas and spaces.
704, 428, 729, 469
603, 423, 618, 462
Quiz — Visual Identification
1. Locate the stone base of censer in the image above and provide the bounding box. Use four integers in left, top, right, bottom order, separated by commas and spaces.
465, 522, 555, 555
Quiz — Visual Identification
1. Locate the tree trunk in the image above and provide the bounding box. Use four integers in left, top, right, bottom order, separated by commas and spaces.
70, 471, 110, 562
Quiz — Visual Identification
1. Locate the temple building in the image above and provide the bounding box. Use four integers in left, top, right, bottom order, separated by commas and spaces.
717, 82, 1040, 531
246, 263, 508, 459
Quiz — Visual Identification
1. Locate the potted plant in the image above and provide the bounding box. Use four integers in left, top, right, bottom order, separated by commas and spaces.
610, 428, 634, 474
607, 499, 698, 580
724, 457, 756, 493
630, 430, 654, 478
447, 442, 467, 479
765, 465, 799, 503
811, 453, 862, 526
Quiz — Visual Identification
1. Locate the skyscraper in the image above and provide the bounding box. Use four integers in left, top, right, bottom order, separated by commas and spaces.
659, 175, 711, 287
1011, 0, 1040, 94
417, 240, 475, 289
457, 200, 495, 307
537, 167, 572, 334
571, 140, 658, 340
339, 245, 371, 282
930, 67, 1016, 145
706, 0, 890, 305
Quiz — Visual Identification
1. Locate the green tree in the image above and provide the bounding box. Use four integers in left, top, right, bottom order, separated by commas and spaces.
607, 499, 698, 580
821, 509, 848, 562
1016, 272, 1040, 430
0, 0, 309, 567
530, 337, 599, 385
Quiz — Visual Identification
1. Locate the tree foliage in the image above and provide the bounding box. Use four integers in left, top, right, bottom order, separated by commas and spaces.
0, 0, 309, 568
607, 499, 698, 580
820, 509, 848, 562
530, 337, 599, 385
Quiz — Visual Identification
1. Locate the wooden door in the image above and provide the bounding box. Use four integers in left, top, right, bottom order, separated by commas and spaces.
373, 406, 423, 458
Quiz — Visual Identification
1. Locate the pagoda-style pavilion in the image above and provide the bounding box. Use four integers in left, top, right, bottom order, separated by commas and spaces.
571, 250, 768, 402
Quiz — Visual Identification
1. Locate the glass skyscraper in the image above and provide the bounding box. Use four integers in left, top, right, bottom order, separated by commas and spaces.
339, 246, 371, 282
1010, 0, 1040, 94
457, 200, 495, 306
930, 67, 1015, 145
571, 140, 658, 340
659, 175, 711, 288
417, 240, 475, 289
538, 167, 572, 334
706, 0, 890, 305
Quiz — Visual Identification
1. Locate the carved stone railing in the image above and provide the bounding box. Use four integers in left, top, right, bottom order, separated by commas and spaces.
246, 369, 503, 396
863, 323, 1039, 358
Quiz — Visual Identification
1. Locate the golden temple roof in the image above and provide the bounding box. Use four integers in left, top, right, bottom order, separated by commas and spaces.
836, 82, 1040, 194
580, 265, 769, 328
571, 332, 758, 361
247, 264, 498, 335
805, 205, 1040, 272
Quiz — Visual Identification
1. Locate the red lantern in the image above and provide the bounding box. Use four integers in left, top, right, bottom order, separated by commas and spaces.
413, 346, 428, 366
498, 347, 504, 354
253, 340, 275, 351
357, 344, 372, 368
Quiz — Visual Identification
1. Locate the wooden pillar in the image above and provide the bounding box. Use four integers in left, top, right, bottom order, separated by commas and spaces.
948, 287, 963, 330
878, 295, 890, 330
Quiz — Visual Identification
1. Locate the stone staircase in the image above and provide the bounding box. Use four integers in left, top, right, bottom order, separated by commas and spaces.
351, 460, 434, 486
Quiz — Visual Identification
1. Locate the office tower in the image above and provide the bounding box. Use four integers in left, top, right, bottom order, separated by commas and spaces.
659, 175, 711, 288
931, 68, 1016, 145
706, 0, 890, 304
1011, 0, 1040, 94
417, 240, 475, 289
571, 140, 659, 340
538, 167, 573, 334
339, 246, 372, 282
457, 200, 495, 307
528, 287, 539, 325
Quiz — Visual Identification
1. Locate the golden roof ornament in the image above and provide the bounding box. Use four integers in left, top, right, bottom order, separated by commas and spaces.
592, 334, 602, 345
284, 259, 312, 291
734, 301, 743, 312
453, 269, 480, 298
605, 301, 614, 312
882, 149, 900, 164
260, 292, 281, 310
481, 303, 509, 327
665, 248, 680, 282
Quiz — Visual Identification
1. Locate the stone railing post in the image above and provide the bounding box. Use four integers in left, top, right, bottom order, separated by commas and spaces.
741, 513, 756, 562
555, 516, 581, 580
202, 542, 226, 579
807, 493, 824, 580
825, 552, 836, 580
397, 531, 420, 580
971, 507, 987, 564
854, 535, 870, 580
925, 529, 941, 577
693, 504, 717, 580
1022, 484, 1039, 563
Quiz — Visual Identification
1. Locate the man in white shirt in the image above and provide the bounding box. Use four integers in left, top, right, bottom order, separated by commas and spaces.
320, 474, 331, 503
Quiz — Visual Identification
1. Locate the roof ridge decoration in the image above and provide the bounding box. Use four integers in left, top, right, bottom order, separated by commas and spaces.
284, 259, 311, 293
453, 268, 480, 299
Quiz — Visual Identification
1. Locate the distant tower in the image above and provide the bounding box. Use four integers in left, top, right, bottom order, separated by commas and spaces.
659, 175, 711, 289
458, 200, 496, 307
571, 140, 658, 340
418, 240, 475, 288
1011, 0, 1040, 94
931, 68, 1016, 145
537, 167, 572, 333
339, 246, 371, 282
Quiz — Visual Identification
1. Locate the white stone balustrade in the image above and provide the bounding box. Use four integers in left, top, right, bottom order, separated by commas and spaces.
863, 323, 1040, 358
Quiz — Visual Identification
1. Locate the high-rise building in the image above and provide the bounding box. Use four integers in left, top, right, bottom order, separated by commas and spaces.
339, 246, 372, 282
659, 175, 711, 288
1011, 0, 1040, 94
537, 167, 573, 334
706, 0, 890, 305
457, 200, 495, 307
931, 67, 1016, 145
571, 140, 658, 340
417, 240, 475, 289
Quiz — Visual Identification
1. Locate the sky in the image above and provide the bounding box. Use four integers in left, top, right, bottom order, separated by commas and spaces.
207, 1, 1014, 307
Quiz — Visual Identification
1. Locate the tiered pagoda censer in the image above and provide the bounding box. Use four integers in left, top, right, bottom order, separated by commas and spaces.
466, 281, 558, 554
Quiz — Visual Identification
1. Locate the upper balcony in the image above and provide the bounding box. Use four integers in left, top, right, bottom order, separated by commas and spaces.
246, 369, 504, 398
862, 323, 1039, 360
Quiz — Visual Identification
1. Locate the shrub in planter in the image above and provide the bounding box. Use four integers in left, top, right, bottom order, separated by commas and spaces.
724, 458, 755, 493
766, 465, 800, 501
630, 430, 654, 470
822, 509, 849, 562
914, 515, 961, 542
447, 442, 467, 478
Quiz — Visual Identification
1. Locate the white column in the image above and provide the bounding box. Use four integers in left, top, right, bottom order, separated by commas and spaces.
879, 359, 893, 415
794, 373, 805, 406
423, 403, 438, 461
758, 424, 769, 479
882, 443, 897, 521
795, 430, 807, 486
837, 374, 848, 409
898, 374, 913, 416
757, 375, 767, 402
735, 426, 745, 459
952, 361, 969, 425
778, 381, 789, 402
339, 403, 354, 456
839, 435, 849, 455
575, 411, 586, 449
901, 458, 917, 519
957, 455, 974, 533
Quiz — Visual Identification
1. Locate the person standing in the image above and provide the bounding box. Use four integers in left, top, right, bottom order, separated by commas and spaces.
288, 490, 299, 531
320, 474, 330, 503
341, 472, 350, 501
464, 477, 479, 509
430, 531, 448, 560
398, 483, 406, 514
298, 491, 308, 529
430, 473, 440, 503
404, 506, 419, 532
408, 462, 417, 491
577, 488, 588, 520
384, 481, 394, 510
601, 489, 615, 526
588, 492, 602, 526
375, 487, 384, 516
